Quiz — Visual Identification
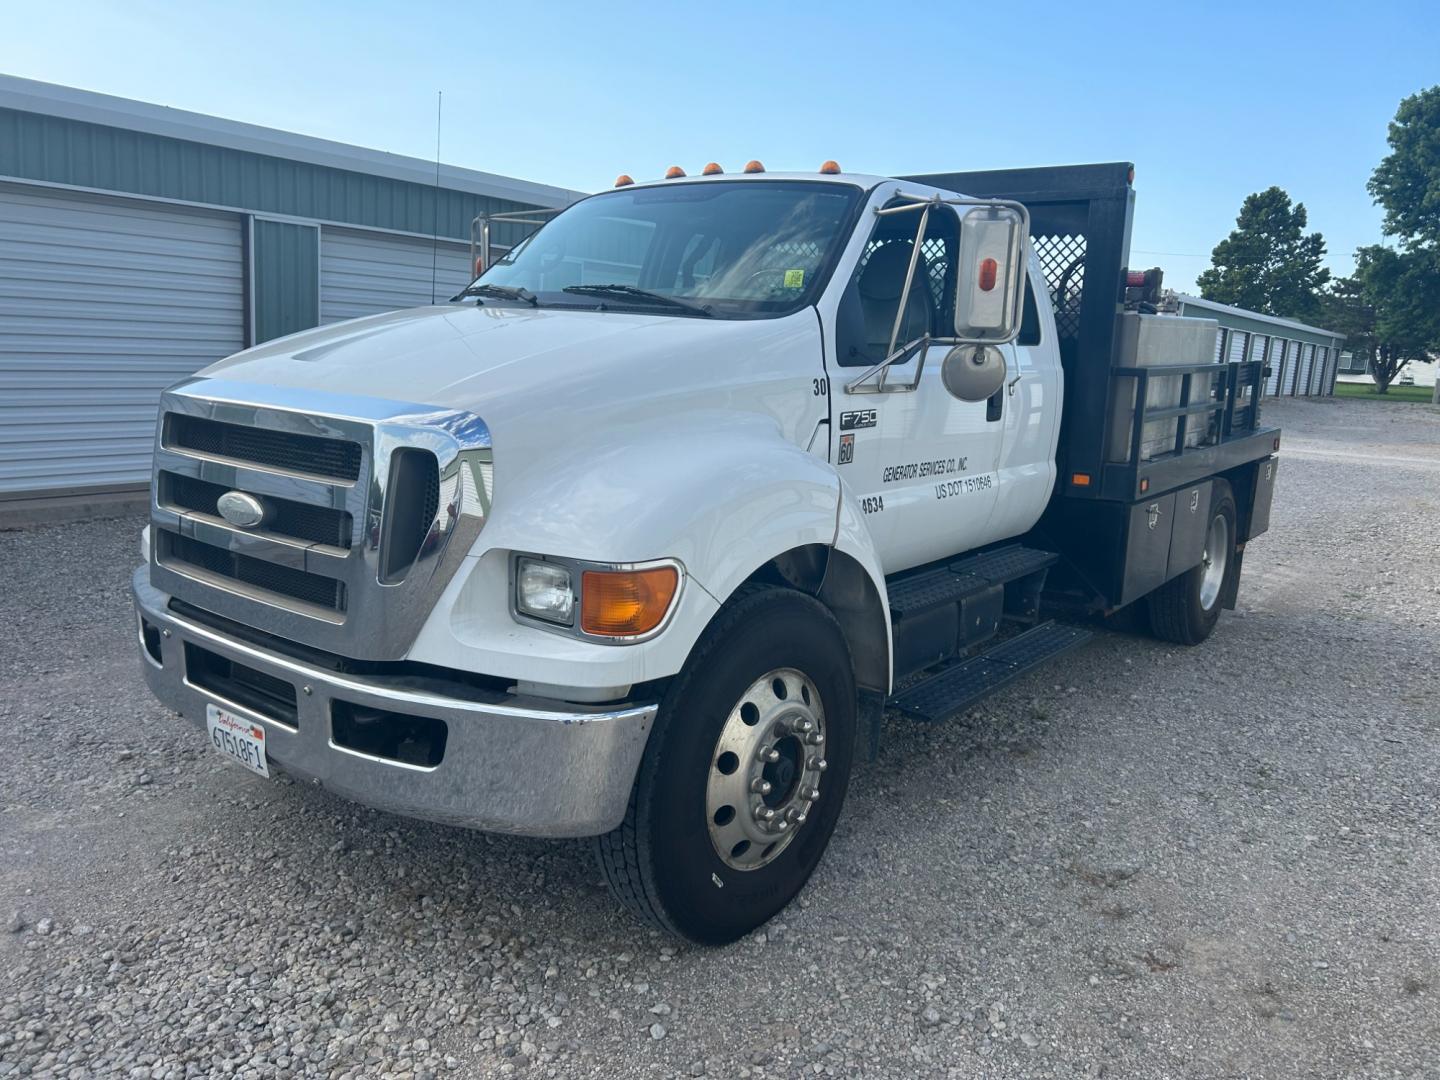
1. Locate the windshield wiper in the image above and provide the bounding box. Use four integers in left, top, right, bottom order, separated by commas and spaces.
453, 283, 538, 306
562, 284, 711, 316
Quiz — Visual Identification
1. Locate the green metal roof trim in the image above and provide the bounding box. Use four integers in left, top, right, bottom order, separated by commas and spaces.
0, 106, 544, 248
1175, 295, 1344, 348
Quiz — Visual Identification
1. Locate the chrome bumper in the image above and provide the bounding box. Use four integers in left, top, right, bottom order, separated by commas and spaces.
131, 567, 655, 837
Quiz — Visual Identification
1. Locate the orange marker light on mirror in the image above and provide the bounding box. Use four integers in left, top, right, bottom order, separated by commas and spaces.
978, 257, 999, 292
580, 566, 680, 637
614, 174, 634, 187
665, 166, 686, 178
702, 162, 724, 175
819, 160, 841, 174
743, 160, 765, 173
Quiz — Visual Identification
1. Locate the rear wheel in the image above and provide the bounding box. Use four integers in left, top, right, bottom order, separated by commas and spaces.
594, 587, 856, 944
1146, 480, 1238, 645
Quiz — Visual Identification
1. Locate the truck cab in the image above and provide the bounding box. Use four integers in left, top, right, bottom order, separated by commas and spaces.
133, 161, 1278, 943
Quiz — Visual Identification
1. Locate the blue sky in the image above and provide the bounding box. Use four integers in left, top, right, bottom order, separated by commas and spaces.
4, 0, 1437, 292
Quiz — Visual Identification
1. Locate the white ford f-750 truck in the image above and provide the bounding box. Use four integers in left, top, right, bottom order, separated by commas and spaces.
134, 162, 1279, 943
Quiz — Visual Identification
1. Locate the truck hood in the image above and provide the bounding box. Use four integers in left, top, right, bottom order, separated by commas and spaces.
201, 302, 766, 414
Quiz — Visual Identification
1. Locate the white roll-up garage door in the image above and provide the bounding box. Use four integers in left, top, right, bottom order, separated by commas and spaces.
320, 228, 474, 324
0, 184, 244, 497
1296, 344, 1316, 395
1265, 340, 1286, 396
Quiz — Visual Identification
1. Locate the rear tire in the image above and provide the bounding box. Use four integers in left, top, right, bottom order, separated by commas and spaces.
594, 586, 856, 944
1146, 480, 1238, 645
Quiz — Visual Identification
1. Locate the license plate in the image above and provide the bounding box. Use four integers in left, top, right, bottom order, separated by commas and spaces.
205, 704, 270, 778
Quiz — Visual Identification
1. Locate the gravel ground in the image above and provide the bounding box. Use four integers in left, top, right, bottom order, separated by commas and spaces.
2, 395, 1438, 1079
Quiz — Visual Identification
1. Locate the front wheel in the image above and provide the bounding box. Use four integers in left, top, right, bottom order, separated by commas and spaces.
594, 586, 856, 944
1146, 480, 1239, 645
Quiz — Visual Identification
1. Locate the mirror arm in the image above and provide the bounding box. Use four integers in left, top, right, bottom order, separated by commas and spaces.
844, 334, 932, 395
880, 204, 932, 390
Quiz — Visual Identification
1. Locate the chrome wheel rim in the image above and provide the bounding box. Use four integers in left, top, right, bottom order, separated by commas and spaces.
1199, 513, 1229, 610
705, 667, 826, 871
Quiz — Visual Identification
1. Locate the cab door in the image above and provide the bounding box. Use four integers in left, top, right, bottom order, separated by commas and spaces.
824, 198, 1003, 575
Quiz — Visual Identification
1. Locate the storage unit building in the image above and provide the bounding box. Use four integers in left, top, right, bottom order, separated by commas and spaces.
0, 75, 581, 505
1172, 295, 1345, 401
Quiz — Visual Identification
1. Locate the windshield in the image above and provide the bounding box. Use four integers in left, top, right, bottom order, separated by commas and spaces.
472, 180, 862, 318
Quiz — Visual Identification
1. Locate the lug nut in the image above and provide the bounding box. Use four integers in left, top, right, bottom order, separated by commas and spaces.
750, 778, 772, 795
785, 807, 800, 823
756, 806, 776, 822
805, 733, 823, 745
796, 812, 808, 825
763, 748, 781, 763
775, 820, 790, 832
797, 717, 814, 734
803, 787, 820, 802
807, 757, 827, 772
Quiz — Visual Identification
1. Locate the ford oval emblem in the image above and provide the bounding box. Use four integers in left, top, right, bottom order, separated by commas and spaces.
217, 491, 267, 529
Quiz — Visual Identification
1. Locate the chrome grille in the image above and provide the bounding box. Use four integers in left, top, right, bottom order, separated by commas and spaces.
159, 531, 347, 614
159, 471, 353, 548
149, 378, 493, 661
164, 413, 363, 481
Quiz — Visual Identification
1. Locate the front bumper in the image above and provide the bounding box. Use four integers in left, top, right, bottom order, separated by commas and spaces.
132, 567, 656, 837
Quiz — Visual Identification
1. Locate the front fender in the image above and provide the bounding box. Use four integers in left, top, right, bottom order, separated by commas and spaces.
408, 412, 849, 689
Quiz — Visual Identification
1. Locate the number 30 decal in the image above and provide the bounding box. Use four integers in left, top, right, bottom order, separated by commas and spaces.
812, 378, 828, 397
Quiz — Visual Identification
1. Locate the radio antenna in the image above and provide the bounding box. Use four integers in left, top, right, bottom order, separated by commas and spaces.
430, 90, 442, 303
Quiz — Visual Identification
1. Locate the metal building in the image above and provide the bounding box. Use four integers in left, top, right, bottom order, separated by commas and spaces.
0, 75, 581, 505
1172, 295, 1345, 399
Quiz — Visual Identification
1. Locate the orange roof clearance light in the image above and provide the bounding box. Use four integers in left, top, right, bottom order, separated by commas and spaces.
665, 165, 686, 179
580, 566, 680, 637
614, 174, 635, 187
819, 160, 841, 174
743, 160, 765, 173
702, 162, 724, 175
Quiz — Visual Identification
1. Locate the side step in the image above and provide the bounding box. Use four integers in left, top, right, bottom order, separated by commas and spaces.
888, 544, 1059, 621
887, 621, 1092, 723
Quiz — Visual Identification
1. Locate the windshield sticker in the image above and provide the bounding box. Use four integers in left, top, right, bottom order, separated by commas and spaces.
783, 269, 805, 289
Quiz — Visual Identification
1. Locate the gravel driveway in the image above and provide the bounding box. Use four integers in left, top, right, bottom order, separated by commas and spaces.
3, 395, 1437, 1079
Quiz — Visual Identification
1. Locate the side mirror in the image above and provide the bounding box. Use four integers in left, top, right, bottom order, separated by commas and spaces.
941, 344, 1007, 402
954, 205, 1028, 344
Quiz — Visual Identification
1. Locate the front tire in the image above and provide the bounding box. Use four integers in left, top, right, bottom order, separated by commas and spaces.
595, 586, 857, 944
1146, 480, 1239, 645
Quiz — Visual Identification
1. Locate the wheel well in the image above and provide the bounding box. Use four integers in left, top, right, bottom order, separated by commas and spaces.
742, 546, 890, 697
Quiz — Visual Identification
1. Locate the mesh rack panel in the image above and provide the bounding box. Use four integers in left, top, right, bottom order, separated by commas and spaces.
1032, 234, 1087, 342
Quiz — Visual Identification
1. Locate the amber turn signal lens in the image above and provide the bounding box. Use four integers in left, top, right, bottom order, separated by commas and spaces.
580, 567, 680, 637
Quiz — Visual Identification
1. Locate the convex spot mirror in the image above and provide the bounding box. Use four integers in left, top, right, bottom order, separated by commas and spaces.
954, 205, 1028, 344
941, 344, 1007, 402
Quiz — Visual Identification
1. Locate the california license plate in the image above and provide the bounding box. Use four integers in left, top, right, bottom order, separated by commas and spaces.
206, 704, 270, 778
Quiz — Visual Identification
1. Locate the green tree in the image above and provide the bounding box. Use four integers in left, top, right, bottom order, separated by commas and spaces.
1368, 85, 1440, 250
1324, 246, 1440, 393
1197, 187, 1330, 320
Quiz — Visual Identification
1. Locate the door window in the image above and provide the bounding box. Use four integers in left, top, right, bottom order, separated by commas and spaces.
835, 205, 958, 366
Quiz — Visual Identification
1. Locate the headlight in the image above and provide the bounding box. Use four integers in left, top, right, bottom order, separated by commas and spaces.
515, 558, 575, 625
